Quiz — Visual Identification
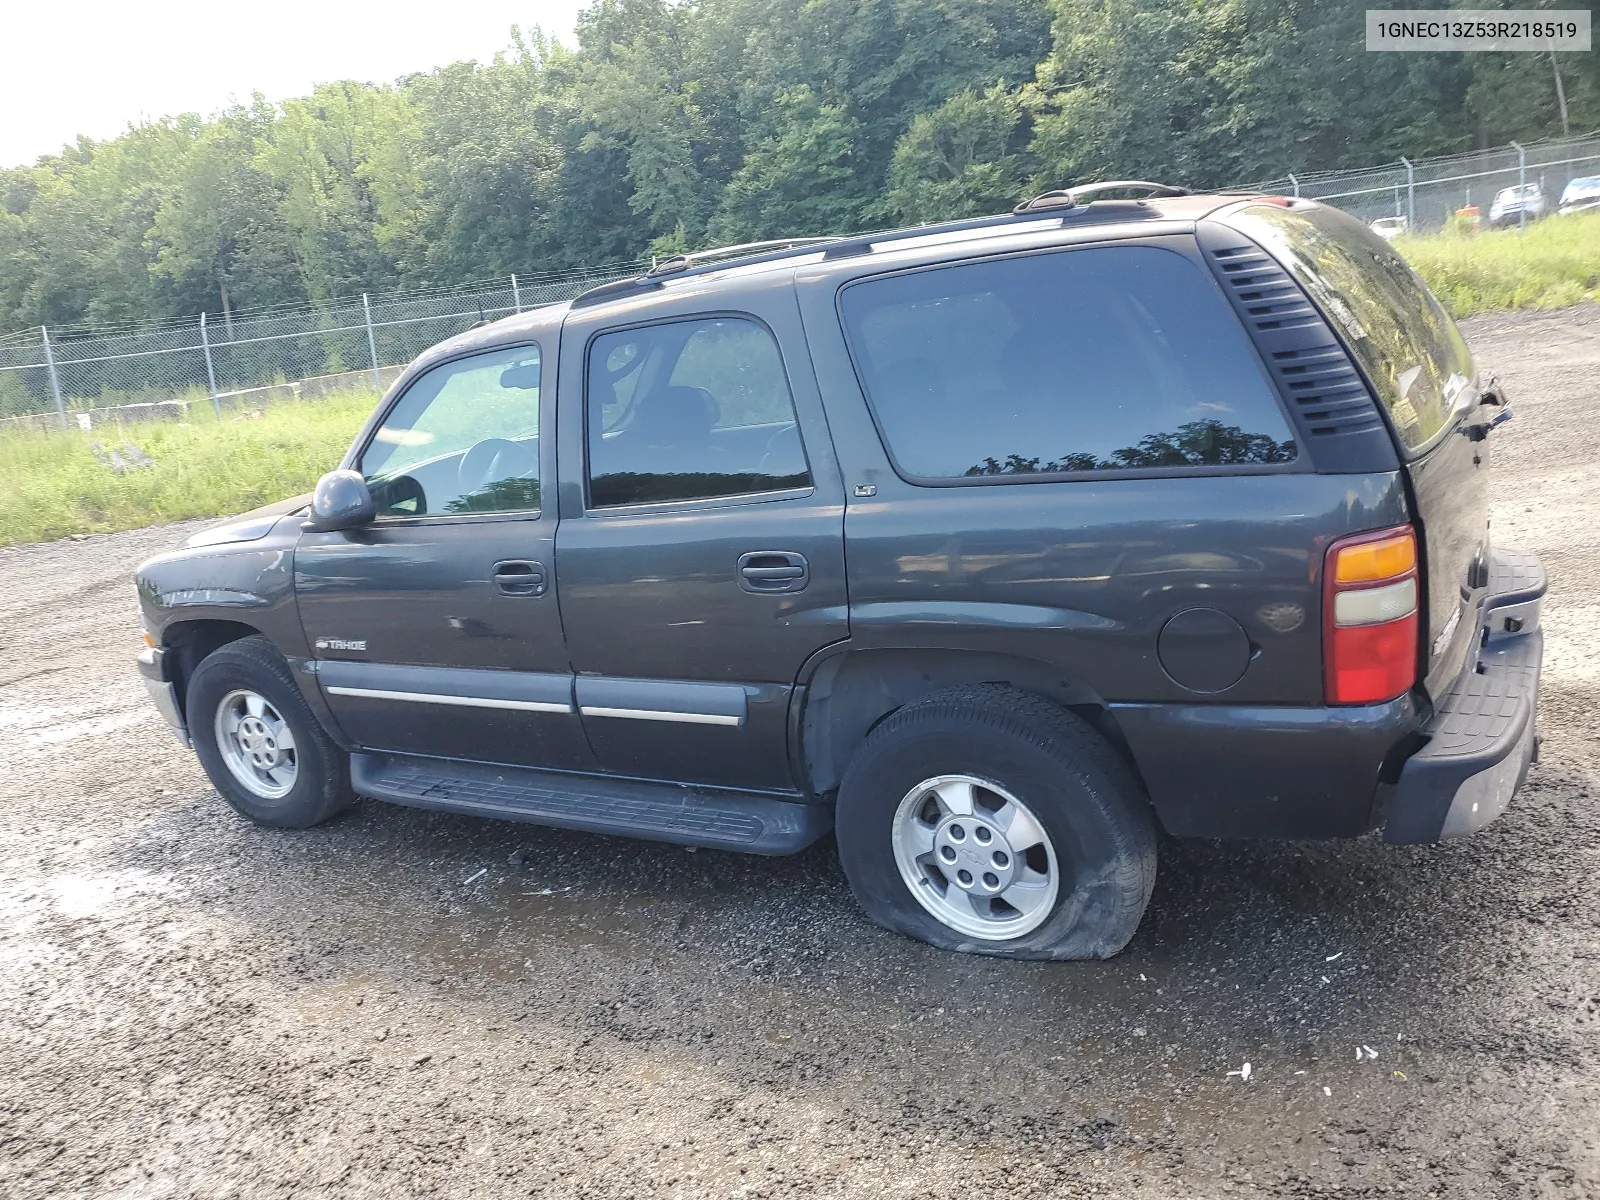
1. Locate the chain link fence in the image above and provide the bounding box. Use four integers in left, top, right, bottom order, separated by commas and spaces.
4, 132, 1599, 432
0, 263, 635, 430
1252, 132, 1600, 233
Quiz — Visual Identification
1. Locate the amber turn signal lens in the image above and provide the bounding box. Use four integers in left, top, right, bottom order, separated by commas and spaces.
1334, 531, 1417, 584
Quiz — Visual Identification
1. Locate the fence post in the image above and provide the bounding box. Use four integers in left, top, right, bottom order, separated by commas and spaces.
199, 311, 222, 422
362, 293, 382, 394
511, 274, 522, 314
40, 327, 67, 429
1400, 156, 1415, 230
1512, 141, 1526, 231
1287, 172, 1299, 198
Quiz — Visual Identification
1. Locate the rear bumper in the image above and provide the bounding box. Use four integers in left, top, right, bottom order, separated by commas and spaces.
137, 646, 191, 748
1383, 547, 1546, 843
1112, 546, 1545, 842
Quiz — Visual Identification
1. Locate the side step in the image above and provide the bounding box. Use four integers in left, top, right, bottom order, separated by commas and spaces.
350, 752, 832, 856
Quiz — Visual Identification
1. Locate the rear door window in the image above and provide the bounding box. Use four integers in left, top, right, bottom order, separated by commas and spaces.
838, 245, 1297, 481
1224, 203, 1475, 454
585, 317, 811, 507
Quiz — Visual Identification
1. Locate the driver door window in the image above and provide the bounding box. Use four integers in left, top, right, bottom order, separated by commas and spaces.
360, 345, 542, 517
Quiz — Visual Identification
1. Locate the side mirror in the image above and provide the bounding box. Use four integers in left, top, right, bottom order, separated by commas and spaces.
305, 469, 375, 532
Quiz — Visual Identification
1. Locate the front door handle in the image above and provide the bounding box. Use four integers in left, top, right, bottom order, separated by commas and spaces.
492, 559, 546, 596
737, 551, 808, 594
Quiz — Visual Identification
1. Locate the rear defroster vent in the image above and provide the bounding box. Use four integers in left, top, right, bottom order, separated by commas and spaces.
1272, 344, 1379, 437
1199, 226, 1397, 473
1211, 246, 1322, 331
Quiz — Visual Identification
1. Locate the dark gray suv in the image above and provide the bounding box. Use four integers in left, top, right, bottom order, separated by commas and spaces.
135, 184, 1544, 959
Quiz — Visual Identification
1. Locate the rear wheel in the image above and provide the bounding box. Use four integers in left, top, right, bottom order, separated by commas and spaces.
188, 636, 354, 829
835, 685, 1156, 959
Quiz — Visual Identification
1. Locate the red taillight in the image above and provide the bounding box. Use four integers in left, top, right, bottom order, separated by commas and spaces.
1324, 526, 1419, 705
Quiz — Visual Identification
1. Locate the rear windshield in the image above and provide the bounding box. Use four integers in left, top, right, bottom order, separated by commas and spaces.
1224, 203, 1475, 454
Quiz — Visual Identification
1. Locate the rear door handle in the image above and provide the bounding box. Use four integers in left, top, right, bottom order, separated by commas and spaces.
492, 559, 546, 596
737, 551, 809, 594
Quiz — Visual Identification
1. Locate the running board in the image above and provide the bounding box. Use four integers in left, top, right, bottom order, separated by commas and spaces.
350, 752, 831, 855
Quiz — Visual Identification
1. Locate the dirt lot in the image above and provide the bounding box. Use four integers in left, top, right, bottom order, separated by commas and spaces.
2, 305, 1597, 1199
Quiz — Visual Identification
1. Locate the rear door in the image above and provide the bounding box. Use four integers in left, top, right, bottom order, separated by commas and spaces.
1222, 203, 1489, 695
553, 274, 849, 792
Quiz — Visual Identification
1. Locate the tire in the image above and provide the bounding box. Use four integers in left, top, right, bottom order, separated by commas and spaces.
834, 685, 1156, 960
187, 635, 355, 829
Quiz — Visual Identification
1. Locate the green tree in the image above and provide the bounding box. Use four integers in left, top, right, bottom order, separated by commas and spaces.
0, 0, 1589, 338
146, 102, 306, 319
404, 48, 565, 280
712, 86, 868, 240
887, 83, 1033, 222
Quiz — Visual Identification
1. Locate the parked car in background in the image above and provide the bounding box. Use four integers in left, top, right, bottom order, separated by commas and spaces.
135, 186, 1543, 961
1370, 216, 1408, 239
1488, 183, 1545, 228
1557, 176, 1600, 216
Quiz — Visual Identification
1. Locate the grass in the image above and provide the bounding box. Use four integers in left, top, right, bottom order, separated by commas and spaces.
1396, 209, 1600, 319
0, 388, 377, 546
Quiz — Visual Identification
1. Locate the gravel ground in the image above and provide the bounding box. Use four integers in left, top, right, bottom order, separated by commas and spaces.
2, 304, 1597, 1199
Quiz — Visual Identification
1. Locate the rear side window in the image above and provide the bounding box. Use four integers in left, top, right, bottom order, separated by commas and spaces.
1225, 203, 1475, 453
838, 245, 1297, 481
586, 317, 811, 507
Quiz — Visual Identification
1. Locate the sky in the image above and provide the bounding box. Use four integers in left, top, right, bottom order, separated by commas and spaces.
0, 0, 589, 168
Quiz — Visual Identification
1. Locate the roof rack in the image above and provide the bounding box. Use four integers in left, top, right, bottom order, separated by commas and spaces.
570, 180, 1193, 309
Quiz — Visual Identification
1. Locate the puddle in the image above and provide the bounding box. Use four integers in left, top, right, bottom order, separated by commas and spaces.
290, 871, 665, 997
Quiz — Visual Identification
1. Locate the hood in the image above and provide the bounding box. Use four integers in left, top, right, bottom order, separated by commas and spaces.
185, 493, 312, 548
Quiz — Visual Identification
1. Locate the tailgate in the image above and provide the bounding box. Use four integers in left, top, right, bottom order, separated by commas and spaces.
1406, 420, 1490, 695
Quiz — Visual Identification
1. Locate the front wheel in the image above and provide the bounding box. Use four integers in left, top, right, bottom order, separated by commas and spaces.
187, 636, 355, 828
835, 686, 1156, 960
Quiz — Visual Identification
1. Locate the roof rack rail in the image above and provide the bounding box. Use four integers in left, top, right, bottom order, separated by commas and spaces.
570, 182, 1194, 309
647, 237, 844, 277
571, 237, 847, 308
817, 209, 1065, 261
1014, 180, 1190, 213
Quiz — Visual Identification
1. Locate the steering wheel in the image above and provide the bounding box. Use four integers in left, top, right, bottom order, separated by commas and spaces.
458, 439, 532, 496
759, 423, 803, 474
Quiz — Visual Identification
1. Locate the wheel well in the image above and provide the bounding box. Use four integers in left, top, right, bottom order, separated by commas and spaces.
800, 649, 1136, 796
162, 619, 262, 720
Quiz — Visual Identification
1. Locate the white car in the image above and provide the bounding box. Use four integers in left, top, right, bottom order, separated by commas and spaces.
1488, 183, 1545, 228
1557, 176, 1600, 216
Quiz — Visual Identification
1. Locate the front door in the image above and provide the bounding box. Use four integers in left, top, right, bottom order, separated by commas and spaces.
295, 339, 592, 772
554, 280, 849, 791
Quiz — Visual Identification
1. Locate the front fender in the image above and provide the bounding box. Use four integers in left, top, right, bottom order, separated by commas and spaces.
135, 513, 307, 654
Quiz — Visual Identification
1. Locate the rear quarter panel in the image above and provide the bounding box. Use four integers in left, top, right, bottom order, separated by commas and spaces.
794, 236, 1412, 708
